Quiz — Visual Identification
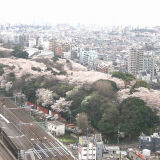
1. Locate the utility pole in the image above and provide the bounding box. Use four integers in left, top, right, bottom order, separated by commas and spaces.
69, 110, 71, 124
117, 126, 120, 145
2, 105, 6, 117
15, 95, 17, 106
117, 126, 121, 160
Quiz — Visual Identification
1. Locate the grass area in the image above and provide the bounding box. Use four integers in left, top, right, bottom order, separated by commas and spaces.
58, 134, 78, 144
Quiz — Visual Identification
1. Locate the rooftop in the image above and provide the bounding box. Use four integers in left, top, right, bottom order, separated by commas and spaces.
48, 121, 65, 126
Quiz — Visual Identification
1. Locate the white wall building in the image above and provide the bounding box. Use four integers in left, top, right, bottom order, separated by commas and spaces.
25, 48, 39, 57
63, 52, 71, 60
79, 50, 98, 66
47, 121, 65, 136
78, 142, 96, 160
29, 38, 36, 48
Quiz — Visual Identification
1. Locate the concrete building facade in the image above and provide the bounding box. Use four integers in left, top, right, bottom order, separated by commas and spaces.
78, 134, 104, 160
128, 47, 144, 76
79, 50, 98, 66
139, 132, 160, 152
78, 136, 97, 160
47, 121, 65, 136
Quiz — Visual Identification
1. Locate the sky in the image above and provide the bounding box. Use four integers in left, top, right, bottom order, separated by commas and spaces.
0, 0, 160, 26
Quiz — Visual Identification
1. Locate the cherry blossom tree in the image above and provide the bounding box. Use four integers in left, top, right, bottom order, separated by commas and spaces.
51, 97, 72, 112
36, 88, 54, 107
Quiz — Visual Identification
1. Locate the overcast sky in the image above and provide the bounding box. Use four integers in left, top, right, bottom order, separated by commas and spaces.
0, 0, 160, 26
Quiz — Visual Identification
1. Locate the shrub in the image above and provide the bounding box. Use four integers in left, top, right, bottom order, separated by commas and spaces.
31, 67, 42, 72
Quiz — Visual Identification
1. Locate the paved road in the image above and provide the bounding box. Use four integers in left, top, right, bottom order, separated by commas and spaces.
0, 142, 16, 160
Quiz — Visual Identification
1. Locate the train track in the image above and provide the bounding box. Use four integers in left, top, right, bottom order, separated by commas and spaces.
0, 141, 16, 160
0, 99, 75, 160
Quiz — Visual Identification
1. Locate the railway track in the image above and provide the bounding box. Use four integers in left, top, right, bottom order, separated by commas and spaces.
0, 141, 16, 160
0, 99, 75, 160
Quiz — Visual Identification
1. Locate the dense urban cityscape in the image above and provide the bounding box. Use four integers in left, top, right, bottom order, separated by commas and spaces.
1, 0, 160, 160
0, 23, 160, 160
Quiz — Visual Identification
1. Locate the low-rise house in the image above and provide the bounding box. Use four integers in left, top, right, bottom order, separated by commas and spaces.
103, 146, 120, 159
47, 120, 65, 136
139, 132, 160, 152
138, 70, 151, 82
63, 52, 71, 60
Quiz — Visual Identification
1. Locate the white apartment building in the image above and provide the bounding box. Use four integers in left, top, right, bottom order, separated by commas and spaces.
79, 50, 98, 66
78, 142, 96, 160
128, 46, 144, 76
78, 135, 105, 160
47, 121, 65, 136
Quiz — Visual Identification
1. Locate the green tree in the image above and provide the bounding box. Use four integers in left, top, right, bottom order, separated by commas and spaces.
98, 104, 119, 137
56, 84, 73, 97
0, 68, 4, 76
38, 46, 43, 50
76, 112, 88, 134
93, 80, 115, 97
81, 92, 107, 127
7, 72, 16, 82
130, 80, 150, 93
98, 97, 159, 140
22, 77, 44, 102
66, 87, 88, 118
118, 97, 158, 138
112, 71, 135, 82
12, 49, 29, 59
22, 81, 37, 102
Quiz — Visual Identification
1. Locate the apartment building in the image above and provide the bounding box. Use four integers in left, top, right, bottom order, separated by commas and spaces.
79, 50, 98, 66
78, 134, 104, 160
143, 54, 155, 80
78, 137, 97, 160
128, 46, 144, 76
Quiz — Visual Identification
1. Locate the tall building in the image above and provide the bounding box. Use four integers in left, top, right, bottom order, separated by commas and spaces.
128, 46, 144, 76
143, 53, 155, 80
139, 52, 156, 82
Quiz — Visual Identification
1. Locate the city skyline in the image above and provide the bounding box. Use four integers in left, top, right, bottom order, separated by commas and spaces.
0, 0, 160, 26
